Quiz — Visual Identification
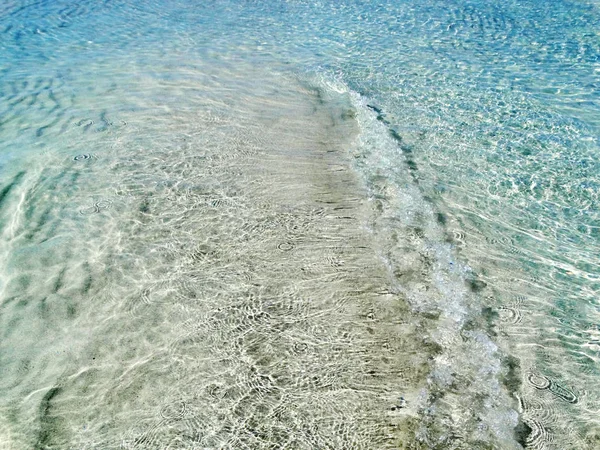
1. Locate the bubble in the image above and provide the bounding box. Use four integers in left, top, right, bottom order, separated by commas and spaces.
485, 234, 514, 246
95, 200, 112, 210
292, 342, 308, 353
277, 242, 294, 251
79, 205, 99, 215
498, 307, 522, 324
549, 382, 578, 404
527, 372, 551, 390
78, 200, 112, 215
160, 401, 187, 420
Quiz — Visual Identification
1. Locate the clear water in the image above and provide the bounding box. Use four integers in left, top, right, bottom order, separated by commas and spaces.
0, 0, 599, 448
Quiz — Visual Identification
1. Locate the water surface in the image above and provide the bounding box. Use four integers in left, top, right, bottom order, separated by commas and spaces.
1, 1, 599, 448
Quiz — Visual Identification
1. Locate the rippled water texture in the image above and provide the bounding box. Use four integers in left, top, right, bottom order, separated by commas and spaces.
0, 56, 434, 448
1, 0, 600, 449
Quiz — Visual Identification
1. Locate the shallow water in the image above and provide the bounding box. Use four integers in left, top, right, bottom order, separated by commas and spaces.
1, 1, 599, 449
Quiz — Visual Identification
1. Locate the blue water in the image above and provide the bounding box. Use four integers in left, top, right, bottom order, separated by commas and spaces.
1, 0, 599, 448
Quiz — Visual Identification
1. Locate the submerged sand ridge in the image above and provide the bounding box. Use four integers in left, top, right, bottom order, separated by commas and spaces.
0, 65, 435, 448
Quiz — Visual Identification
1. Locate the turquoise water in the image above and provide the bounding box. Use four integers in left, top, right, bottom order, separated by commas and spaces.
1, 0, 599, 448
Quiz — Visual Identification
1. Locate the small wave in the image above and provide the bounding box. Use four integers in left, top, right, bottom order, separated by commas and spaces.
345, 87, 522, 448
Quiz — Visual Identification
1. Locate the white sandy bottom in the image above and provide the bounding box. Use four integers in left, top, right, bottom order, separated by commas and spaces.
0, 63, 433, 449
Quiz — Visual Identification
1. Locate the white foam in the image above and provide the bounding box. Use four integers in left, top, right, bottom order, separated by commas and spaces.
339, 86, 521, 448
